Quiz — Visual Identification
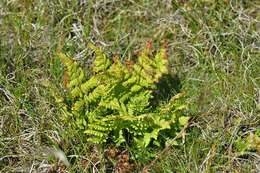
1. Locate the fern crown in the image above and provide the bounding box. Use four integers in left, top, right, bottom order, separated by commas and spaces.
57, 43, 188, 148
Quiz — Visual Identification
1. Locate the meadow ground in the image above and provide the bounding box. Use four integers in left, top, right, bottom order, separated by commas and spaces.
0, 0, 259, 172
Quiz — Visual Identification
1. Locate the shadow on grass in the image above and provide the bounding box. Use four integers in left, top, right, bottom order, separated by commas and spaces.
152, 74, 182, 106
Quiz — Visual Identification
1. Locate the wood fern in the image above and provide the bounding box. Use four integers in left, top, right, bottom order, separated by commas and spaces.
56, 43, 188, 149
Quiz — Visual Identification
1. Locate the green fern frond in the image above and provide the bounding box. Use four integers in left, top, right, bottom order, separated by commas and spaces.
56, 44, 188, 149
88, 43, 111, 73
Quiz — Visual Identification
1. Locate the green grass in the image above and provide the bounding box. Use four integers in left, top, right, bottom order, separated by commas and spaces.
1, 0, 259, 172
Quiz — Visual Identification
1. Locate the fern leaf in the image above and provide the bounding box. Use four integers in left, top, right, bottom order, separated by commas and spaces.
88, 43, 111, 73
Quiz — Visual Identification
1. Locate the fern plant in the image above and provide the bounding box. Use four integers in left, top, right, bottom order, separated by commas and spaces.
56, 43, 188, 150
